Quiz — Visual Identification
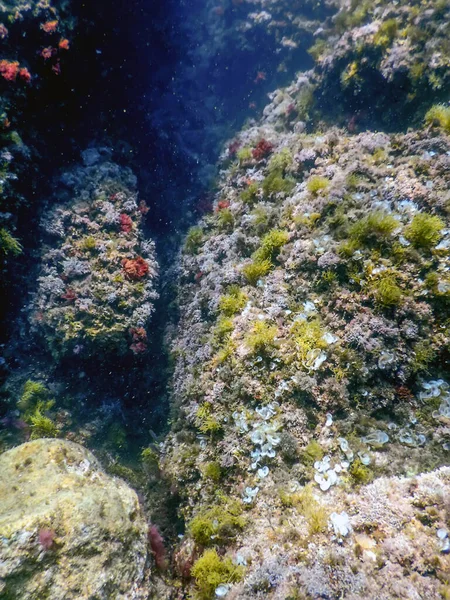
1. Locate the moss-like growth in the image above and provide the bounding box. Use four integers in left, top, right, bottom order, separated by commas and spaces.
141, 447, 160, 475
245, 320, 278, 354
262, 170, 295, 197
191, 549, 244, 600
294, 212, 321, 229
335, 3, 370, 33
250, 206, 271, 234
371, 274, 402, 308
338, 238, 360, 258
373, 18, 398, 47
80, 235, 97, 251
371, 147, 388, 164
267, 148, 293, 174
217, 208, 234, 231
196, 403, 223, 435
404, 212, 444, 250
307, 176, 329, 195
424, 104, 450, 133
291, 318, 328, 362
29, 408, 58, 440
300, 440, 324, 466
341, 60, 361, 88
0, 227, 22, 256
218, 286, 247, 316
253, 229, 289, 263
237, 146, 252, 164
349, 458, 373, 485
18, 380, 49, 412
308, 38, 329, 61
242, 259, 272, 286
349, 211, 399, 247
315, 270, 338, 291
202, 461, 222, 482
279, 484, 328, 534
213, 316, 234, 344
214, 339, 236, 365
425, 271, 450, 300
188, 499, 245, 546
411, 340, 436, 374
345, 172, 366, 190
240, 182, 259, 205
296, 85, 316, 120
185, 226, 204, 254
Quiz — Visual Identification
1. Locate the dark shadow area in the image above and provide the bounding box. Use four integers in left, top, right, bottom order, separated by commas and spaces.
0, 0, 322, 453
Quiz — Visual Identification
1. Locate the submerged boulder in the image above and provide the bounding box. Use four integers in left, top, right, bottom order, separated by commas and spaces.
0, 439, 149, 599
29, 155, 159, 360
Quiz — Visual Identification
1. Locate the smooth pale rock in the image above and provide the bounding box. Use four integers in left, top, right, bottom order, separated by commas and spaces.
0, 439, 149, 599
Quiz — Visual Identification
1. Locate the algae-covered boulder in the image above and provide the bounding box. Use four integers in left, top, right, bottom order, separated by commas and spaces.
0, 439, 149, 600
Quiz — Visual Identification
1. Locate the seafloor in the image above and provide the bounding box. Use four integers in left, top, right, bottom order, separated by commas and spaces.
0, 0, 449, 599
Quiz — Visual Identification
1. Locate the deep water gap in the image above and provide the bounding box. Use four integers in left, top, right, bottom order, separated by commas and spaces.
1, 0, 317, 451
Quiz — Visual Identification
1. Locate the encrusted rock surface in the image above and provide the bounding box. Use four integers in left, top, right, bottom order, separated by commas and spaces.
0, 438, 149, 599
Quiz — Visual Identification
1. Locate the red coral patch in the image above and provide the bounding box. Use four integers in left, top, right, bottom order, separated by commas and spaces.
216, 199, 230, 212
58, 38, 70, 50
252, 138, 273, 160
41, 20, 58, 33
122, 256, 149, 280
119, 213, 133, 233
0, 60, 19, 82
18, 67, 31, 83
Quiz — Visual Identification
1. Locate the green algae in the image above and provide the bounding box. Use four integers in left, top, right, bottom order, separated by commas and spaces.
253, 229, 289, 263
185, 226, 204, 254
192, 549, 244, 600
242, 259, 272, 285
188, 499, 245, 546
349, 211, 399, 247
241, 182, 259, 205
245, 320, 278, 355
306, 175, 329, 195
404, 212, 444, 250
424, 104, 450, 133
0, 228, 22, 256
218, 286, 247, 316
371, 274, 403, 308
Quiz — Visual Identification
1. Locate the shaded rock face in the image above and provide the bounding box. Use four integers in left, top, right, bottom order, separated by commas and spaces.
0, 439, 149, 600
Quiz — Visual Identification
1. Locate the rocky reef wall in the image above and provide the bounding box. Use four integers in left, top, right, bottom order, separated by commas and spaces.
161, 0, 450, 598
1, 0, 450, 599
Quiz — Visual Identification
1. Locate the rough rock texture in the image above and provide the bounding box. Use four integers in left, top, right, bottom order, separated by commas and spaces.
0, 439, 149, 600
227, 467, 450, 600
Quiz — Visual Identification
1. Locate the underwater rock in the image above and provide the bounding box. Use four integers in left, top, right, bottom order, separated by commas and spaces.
0, 439, 149, 600
29, 156, 158, 360
162, 5, 450, 591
